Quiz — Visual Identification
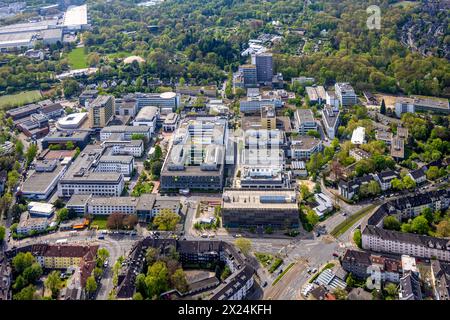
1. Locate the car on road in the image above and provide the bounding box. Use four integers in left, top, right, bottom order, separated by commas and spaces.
262, 281, 268, 288
104, 260, 109, 268
311, 268, 317, 273
208, 234, 215, 238
98, 235, 105, 240
341, 212, 347, 216
333, 252, 339, 258
278, 268, 283, 275
201, 233, 208, 238
234, 234, 242, 238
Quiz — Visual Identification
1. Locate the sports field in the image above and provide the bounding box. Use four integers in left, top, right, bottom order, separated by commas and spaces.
0, 90, 42, 109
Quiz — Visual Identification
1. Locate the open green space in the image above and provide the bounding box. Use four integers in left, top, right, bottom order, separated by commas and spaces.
330, 204, 377, 238
90, 216, 108, 230
0, 90, 42, 109
67, 47, 88, 69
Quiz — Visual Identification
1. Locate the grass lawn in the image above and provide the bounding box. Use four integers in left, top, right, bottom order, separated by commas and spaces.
0, 90, 42, 109
67, 47, 88, 69
330, 204, 377, 238
91, 216, 108, 230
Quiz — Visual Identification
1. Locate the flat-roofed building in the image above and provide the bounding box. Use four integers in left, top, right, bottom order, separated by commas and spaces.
63, 5, 90, 31
222, 189, 299, 229
351, 126, 366, 145
391, 137, 405, 160
6, 104, 41, 120
42, 131, 91, 150
27, 202, 55, 218
163, 113, 179, 132
305, 86, 326, 104
326, 91, 339, 110
21, 160, 69, 200
134, 92, 180, 114
239, 165, 290, 189
290, 136, 323, 160
100, 125, 151, 141
132, 106, 159, 133
95, 155, 134, 177
375, 130, 393, 145
238, 64, 257, 87
57, 145, 125, 198
260, 105, 276, 130
57, 113, 88, 129
254, 53, 273, 84
160, 117, 227, 191
240, 97, 283, 114
349, 148, 371, 161
322, 105, 340, 139
395, 96, 449, 117
101, 138, 144, 157
89, 95, 115, 128
335, 82, 357, 107
295, 109, 317, 134
17, 212, 49, 235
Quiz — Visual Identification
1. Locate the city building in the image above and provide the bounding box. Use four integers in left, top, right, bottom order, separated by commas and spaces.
338, 175, 375, 200
16, 212, 49, 235
395, 96, 450, 117
349, 148, 371, 161
430, 260, 450, 300
350, 127, 365, 145
100, 125, 151, 141
391, 137, 405, 160
254, 53, 273, 84
399, 271, 423, 300
408, 168, 427, 185
239, 97, 283, 114
313, 193, 333, 217
6, 103, 41, 120
325, 91, 339, 110
79, 90, 98, 107
102, 138, 144, 158
238, 64, 257, 87
57, 113, 88, 130
132, 106, 159, 134
334, 82, 357, 107
115, 97, 137, 117
42, 131, 91, 150
362, 225, 450, 262
291, 76, 315, 85
21, 159, 69, 200
238, 165, 291, 189
260, 105, 277, 130
374, 170, 399, 191
95, 155, 134, 177
163, 113, 179, 132
27, 202, 54, 218
16, 113, 49, 138
88, 95, 115, 128
134, 92, 180, 114
290, 136, 323, 160
305, 86, 326, 104
57, 145, 125, 197
222, 189, 299, 229
375, 130, 393, 145
291, 160, 308, 178
322, 106, 340, 139
295, 109, 317, 134
160, 117, 227, 191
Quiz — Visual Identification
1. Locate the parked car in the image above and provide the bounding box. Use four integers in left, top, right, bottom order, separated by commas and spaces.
333, 252, 339, 258
262, 281, 268, 288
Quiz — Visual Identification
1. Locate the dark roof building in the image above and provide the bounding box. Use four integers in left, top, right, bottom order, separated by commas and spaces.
399, 271, 422, 300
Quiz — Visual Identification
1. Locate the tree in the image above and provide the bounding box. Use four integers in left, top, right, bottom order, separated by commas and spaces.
123, 215, 138, 230
151, 160, 163, 178
13, 285, 38, 300
234, 238, 252, 255
401, 222, 413, 233
62, 79, 81, 97
107, 212, 125, 230
426, 166, 440, 180
436, 220, 450, 237
56, 208, 69, 222
85, 275, 98, 296
15, 140, 24, 156
153, 210, 180, 231
391, 178, 404, 191
45, 271, 62, 299
146, 247, 159, 265
145, 261, 169, 298
153, 145, 163, 160
7, 170, 19, 190
133, 292, 144, 300
171, 268, 188, 293
12, 252, 35, 274
353, 229, 362, 248
135, 273, 147, 297
346, 273, 356, 287
380, 99, 386, 115
97, 248, 110, 267
306, 209, 320, 227
421, 208, 433, 224
65, 141, 75, 150
402, 175, 416, 191
307, 130, 320, 138
299, 183, 311, 201
411, 215, 430, 235
333, 287, 348, 300
384, 283, 398, 298
25, 144, 38, 166
0, 225, 5, 242
23, 263, 43, 284
383, 216, 401, 231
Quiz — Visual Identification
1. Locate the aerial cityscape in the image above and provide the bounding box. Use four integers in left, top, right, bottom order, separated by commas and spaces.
0, 0, 449, 304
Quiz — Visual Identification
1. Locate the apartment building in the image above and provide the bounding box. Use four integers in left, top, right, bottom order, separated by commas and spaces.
338, 175, 375, 200
349, 148, 371, 162
362, 225, 450, 262
89, 95, 115, 128
374, 170, 399, 191
334, 82, 357, 107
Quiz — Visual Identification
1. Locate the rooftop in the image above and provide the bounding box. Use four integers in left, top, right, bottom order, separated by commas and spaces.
222, 189, 298, 210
